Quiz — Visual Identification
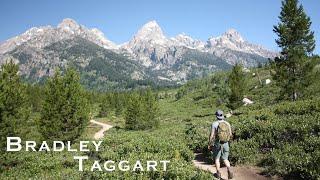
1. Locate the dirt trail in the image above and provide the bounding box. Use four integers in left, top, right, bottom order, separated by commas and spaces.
89, 120, 273, 179
193, 153, 273, 180
90, 119, 113, 139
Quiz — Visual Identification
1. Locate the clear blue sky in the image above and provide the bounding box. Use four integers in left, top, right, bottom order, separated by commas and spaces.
0, 0, 319, 53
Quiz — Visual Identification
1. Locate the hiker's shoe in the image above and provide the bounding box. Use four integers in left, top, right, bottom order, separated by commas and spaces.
214, 171, 221, 179
228, 170, 234, 179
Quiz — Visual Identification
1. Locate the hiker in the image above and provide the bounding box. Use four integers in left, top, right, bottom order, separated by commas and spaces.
208, 110, 234, 179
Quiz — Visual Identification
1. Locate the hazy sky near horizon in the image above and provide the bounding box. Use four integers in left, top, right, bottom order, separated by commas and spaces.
0, 0, 319, 53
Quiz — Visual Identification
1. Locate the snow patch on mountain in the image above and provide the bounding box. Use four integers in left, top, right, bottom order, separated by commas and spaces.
171, 33, 205, 49
132, 20, 167, 44
0, 18, 117, 55
206, 29, 277, 60
120, 21, 277, 68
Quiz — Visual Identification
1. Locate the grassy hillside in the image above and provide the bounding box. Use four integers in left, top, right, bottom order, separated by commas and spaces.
1, 64, 320, 179
160, 65, 320, 179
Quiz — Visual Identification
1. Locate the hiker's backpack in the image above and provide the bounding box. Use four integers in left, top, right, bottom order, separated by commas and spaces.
217, 121, 231, 143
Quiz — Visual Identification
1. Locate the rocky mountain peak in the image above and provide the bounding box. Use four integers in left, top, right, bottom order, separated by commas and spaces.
222, 28, 245, 43
143, 20, 160, 28
0, 18, 119, 55
172, 33, 205, 49
90, 28, 104, 37
207, 29, 246, 49
133, 20, 166, 43
175, 33, 193, 41
57, 18, 82, 34
58, 18, 80, 29
89, 28, 117, 49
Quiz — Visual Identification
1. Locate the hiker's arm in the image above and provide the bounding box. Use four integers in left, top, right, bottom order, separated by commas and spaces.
208, 126, 215, 148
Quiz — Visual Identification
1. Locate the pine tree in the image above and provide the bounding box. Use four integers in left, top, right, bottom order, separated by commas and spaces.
40, 68, 89, 143
273, 0, 315, 100
125, 93, 142, 130
114, 93, 123, 117
212, 73, 230, 106
0, 60, 27, 151
125, 89, 159, 130
99, 95, 110, 117
228, 63, 247, 110
141, 89, 159, 129
25, 84, 44, 112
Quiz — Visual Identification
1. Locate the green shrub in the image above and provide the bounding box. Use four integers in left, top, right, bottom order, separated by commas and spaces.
266, 143, 320, 180
185, 123, 208, 152
228, 98, 320, 179
229, 139, 260, 164
274, 99, 320, 115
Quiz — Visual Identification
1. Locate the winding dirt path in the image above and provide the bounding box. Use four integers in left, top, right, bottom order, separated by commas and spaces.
193, 153, 275, 180
90, 119, 113, 139
89, 120, 275, 179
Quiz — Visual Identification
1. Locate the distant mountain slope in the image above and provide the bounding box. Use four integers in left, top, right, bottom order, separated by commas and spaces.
0, 18, 278, 90
6, 37, 147, 90
0, 18, 117, 55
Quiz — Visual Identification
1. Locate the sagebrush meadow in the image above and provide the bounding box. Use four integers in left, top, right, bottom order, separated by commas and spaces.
0, 0, 319, 179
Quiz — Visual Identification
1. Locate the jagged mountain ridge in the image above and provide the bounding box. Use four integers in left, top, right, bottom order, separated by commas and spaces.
0, 18, 277, 89
121, 21, 277, 67
0, 18, 117, 55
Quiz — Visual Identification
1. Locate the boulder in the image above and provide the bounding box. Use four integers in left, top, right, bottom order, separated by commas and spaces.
243, 68, 250, 73
265, 79, 271, 85
242, 98, 253, 106
226, 113, 232, 118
